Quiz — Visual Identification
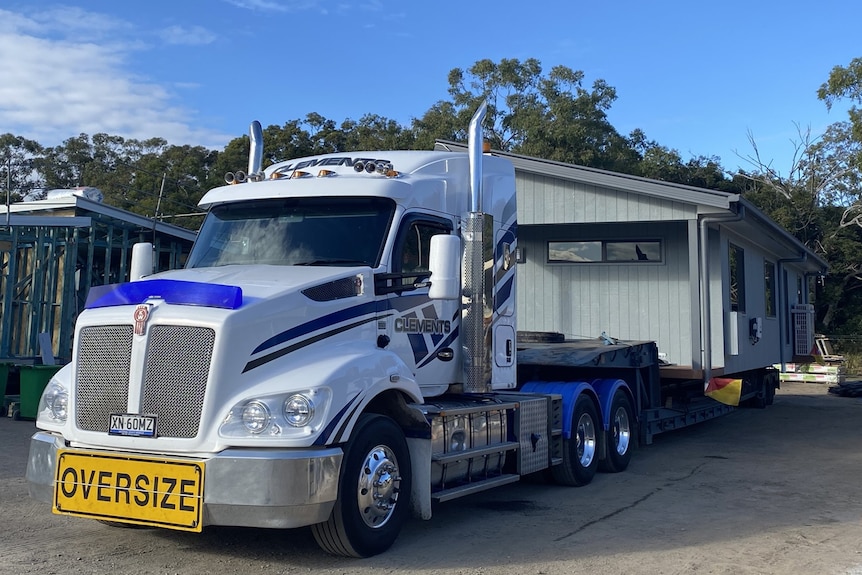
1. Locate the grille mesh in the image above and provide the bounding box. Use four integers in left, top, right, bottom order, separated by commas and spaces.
76, 325, 133, 432
302, 277, 360, 301
74, 324, 215, 439
142, 326, 214, 438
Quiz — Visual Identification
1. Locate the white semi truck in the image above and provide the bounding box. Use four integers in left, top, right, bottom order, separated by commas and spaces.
26, 104, 776, 557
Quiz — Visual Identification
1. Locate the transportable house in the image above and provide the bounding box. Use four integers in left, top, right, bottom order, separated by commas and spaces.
437, 142, 827, 382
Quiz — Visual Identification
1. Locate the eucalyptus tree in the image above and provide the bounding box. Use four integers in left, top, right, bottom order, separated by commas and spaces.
340, 114, 415, 152
411, 58, 640, 172
0, 134, 44, 202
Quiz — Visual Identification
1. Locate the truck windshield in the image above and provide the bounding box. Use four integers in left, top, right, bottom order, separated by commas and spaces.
186, 197, 395, 268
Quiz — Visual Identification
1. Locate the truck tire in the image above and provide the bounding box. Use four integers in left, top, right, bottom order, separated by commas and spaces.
311, 413, 411, 557
600, 390, 634, 473
765, 372, 777, 406
551, 394, 599, 486
747, 373, 775, 409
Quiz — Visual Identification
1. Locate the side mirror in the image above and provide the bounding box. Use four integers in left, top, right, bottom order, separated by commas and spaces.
428, 235, 461, 300
130, 242, 154, 281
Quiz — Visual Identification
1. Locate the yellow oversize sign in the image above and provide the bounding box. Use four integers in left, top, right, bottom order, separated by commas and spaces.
53, 450, 205, 531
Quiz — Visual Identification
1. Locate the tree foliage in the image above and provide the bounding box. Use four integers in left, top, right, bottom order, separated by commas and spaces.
819, 57, 862, 144
411, 58, 642, 172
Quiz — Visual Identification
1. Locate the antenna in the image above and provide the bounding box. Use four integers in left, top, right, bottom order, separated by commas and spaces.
151, 172, 166, 242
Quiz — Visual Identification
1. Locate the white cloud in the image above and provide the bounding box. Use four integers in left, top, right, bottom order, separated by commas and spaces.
0, 7, 231, 149
223, 0, 326, 12
159, 25, 217, 46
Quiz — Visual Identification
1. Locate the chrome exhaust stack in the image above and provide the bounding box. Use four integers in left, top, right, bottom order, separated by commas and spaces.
248, 120, 263, 180
224, 121, 264, 185
463, 102, 493, 394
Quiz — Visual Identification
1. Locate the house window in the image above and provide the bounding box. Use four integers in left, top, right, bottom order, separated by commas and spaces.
729, 243, 746, 313
548, 240, 661, 263
764, 260, 776, 317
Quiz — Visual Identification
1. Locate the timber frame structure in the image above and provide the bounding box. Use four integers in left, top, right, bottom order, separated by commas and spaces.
0, 195, 195, 364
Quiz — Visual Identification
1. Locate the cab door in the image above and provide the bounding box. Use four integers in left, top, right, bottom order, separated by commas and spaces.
379, 214, 459, 397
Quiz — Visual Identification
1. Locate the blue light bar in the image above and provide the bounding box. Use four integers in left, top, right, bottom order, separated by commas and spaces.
85, 279, 243, 310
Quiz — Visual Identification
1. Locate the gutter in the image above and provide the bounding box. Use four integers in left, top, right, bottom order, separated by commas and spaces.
698, 205, 745, 387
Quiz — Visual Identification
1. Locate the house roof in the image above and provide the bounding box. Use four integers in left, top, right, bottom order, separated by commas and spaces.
435, 140, 827, 274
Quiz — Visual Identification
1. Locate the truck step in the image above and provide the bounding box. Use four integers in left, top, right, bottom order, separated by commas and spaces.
431, 441, 519, 465
431, 474, 521, 503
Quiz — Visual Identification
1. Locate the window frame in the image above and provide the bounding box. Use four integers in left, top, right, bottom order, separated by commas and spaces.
764, 259, 776, 317
546, 239, 663, 264
375, 213, 452, 295
729, 243, 746, 313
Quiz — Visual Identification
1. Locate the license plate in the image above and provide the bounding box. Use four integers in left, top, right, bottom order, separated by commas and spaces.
109, 414, 157, 437
53, 450, 205, 531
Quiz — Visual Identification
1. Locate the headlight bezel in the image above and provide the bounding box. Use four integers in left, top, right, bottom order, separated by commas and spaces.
220, 388, 331, 439
283, 394, 314, 427
37, 379, 69, 425
241, 400, 271, 434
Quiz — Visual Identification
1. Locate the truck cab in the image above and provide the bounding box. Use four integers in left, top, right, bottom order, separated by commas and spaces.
27, 106, 535, 558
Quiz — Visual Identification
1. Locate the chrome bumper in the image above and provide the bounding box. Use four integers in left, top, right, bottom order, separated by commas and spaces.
26, 431, 343, 529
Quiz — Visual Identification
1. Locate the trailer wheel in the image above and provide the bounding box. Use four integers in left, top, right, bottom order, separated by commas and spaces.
600, 390, 634, 473
311, 414, 411, 558
551, 394, 599, 486
765, 372, 777, 406
748, 373, 776, 409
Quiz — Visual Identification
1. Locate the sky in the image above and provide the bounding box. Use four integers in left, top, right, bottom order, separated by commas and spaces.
0, 0, 859, 177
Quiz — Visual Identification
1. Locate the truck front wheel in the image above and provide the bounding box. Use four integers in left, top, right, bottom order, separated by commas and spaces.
311, 413, 411, 557
551, 394, 599, 486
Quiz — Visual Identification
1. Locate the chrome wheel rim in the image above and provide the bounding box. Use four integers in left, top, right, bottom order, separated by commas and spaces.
612, 405, 631, 455
356, 445, 401, 528
576, 412, 597, 467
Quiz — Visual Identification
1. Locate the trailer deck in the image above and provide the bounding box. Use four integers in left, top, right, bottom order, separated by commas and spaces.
516, 336, 735, 444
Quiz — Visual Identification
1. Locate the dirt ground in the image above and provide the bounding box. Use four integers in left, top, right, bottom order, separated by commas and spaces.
3, 381, 862, 575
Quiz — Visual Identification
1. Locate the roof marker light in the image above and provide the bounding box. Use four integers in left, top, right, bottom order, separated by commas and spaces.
317, 170, 336, 177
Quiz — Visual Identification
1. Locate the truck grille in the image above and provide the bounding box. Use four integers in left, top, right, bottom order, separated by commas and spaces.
75, 324, 215, 438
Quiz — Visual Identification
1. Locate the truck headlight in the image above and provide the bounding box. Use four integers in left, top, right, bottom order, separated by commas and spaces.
241, 401, 271, 434
284, 394, 314, 427
39, 380, 68, 423
220, 388, 331, 439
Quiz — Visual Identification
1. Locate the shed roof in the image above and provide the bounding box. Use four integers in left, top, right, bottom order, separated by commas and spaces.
1, 194, 196, 241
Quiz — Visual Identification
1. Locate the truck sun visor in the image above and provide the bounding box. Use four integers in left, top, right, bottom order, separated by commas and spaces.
85, 279, 243, 310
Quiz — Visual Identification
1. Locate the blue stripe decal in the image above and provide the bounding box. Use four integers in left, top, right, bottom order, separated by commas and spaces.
85, 279, 243, 310
243, 316, 378, 373
495, 275, 514, 313
313, 393, 363, 446
253, 300, 378, 354
248, 293, 439, 371
408, 332, 428, 364
421, 304, 444, 345
416, 325, 460, 369
388, 294, 432, 312
253, 295, 432, 355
